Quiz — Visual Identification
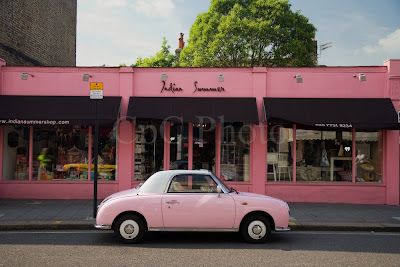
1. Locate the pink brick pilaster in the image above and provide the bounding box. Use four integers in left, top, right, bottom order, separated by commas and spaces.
251, 67, 268, 194
117, 67, 134, 191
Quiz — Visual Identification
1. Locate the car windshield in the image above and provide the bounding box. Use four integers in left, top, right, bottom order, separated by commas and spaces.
214, 175, 238, 193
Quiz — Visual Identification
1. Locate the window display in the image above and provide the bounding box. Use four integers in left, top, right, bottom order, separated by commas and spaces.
31, 126, 117, 181
220, 123, 250, 182
267, 125, 293, 182
295, 129, 352, 182
355, 131, 383, 183
170, 123, 188, 170
2, 125, 30, 180
134, 121, 164, 181
33, 126, 90, 180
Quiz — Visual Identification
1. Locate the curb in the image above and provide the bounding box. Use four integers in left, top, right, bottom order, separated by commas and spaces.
0, 220, 96, 231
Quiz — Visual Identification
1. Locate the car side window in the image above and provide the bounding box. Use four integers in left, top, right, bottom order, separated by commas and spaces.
168, 174, 218, 193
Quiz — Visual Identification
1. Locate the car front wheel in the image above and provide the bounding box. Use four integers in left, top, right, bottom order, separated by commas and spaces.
241, 215, 271, 243
114, 214, 145, 244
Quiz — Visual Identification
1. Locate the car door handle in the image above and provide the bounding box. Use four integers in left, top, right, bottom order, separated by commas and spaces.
166, 200, 180, 204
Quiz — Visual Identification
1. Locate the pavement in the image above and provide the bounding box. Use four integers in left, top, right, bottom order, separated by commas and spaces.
0, 199, 400, 232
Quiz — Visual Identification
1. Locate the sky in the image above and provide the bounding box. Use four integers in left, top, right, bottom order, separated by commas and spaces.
76, 0, 400, 67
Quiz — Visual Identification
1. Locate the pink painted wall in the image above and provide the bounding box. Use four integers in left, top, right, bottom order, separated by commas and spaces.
0, 63, 399, 205
266, 184, 387, 204
0, 181, 118, 199
1, 67, 121, 96
267, 67, 387, 98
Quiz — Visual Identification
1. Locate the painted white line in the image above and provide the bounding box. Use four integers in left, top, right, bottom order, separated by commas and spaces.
26, 201, 42, 205
0, 214, 4, 218
0, 230, 111, 234
393, 217, 400, 221
281, 231, 400, 236
0, 230, 399, 236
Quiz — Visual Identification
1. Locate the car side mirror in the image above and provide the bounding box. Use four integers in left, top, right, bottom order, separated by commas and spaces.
217, 185, 223, 198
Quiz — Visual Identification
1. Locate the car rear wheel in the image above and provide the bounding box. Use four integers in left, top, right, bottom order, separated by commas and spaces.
114, 214, 145, 244
241, 215, 271, 243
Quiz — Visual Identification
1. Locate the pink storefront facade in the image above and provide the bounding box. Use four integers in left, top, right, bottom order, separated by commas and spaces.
0, 58, 399, 205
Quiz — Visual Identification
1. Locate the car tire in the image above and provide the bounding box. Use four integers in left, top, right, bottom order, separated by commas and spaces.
241, 215, 271, 244
114, 214, 145, 244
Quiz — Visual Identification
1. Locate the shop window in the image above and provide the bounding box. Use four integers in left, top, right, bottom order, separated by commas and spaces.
220, 123, 250, 182
134, 120, 164, 181
193, 123, 216, 172
2, 125, 30, 180
170, 123, 188, 170
295, 129, 352, 182
267, 125, 294, 182
94, 126, 117, 181
33, 126, 90, 181
355, 131, 383, 183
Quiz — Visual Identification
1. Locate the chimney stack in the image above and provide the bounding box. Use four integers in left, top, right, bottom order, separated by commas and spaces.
178, 33, 185, 49
175, 33, 185, 63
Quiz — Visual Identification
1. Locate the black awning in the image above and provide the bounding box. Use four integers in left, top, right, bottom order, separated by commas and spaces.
127, 97, 259, 125
0, 95, 121, 126
263, 98, 400, 130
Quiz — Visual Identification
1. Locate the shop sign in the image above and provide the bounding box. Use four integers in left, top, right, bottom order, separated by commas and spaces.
90, 82, 103, 99
160, 81, 226, 93
161, 81, 183, 93
315, 123, 353, 128
193, 81, 225, 93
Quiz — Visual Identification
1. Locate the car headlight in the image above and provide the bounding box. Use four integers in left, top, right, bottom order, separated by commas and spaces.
98, 196, 112, 209
285, 202, 290, 214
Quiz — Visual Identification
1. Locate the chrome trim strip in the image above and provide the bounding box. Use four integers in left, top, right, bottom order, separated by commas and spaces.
149, 227, 238, 232
94, 224, 112, 230
275, 227, 290, 232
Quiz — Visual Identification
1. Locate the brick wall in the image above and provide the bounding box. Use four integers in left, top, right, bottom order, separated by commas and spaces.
0, 0, 76, 66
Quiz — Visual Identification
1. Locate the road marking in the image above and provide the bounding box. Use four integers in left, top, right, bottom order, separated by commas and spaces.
26, 201, 42, 205
0, 230, 398, 237
281, 231, 400, 236
393, 217, 400, 221
0, 230, 110, 234
0, 214, 4, 218
289, 222, 296, 226
289, 216, 297, 221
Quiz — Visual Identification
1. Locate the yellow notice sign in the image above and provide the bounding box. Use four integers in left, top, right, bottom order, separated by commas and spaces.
90, 82, 103, 99
90, 82, 103, 90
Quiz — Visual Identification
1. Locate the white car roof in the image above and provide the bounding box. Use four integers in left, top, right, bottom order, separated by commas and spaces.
158, 169, 211, 175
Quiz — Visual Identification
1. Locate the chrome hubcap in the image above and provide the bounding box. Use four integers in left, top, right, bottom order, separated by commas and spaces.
252, 225, 262, 235
119, 219, 139, 240
124, 224, 134, 234
247, 220, 266, 240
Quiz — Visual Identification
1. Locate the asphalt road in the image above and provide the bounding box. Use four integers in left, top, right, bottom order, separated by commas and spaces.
1, 230, 400, 267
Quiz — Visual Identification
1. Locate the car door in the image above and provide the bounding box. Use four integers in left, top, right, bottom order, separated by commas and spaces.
162, 174, 235, 229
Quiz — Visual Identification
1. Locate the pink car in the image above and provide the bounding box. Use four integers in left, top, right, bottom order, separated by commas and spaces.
95, 170, 290, 243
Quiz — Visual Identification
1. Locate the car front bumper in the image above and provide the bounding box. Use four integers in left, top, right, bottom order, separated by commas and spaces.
275, 227, 290, 231
94, 224, 112, 230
